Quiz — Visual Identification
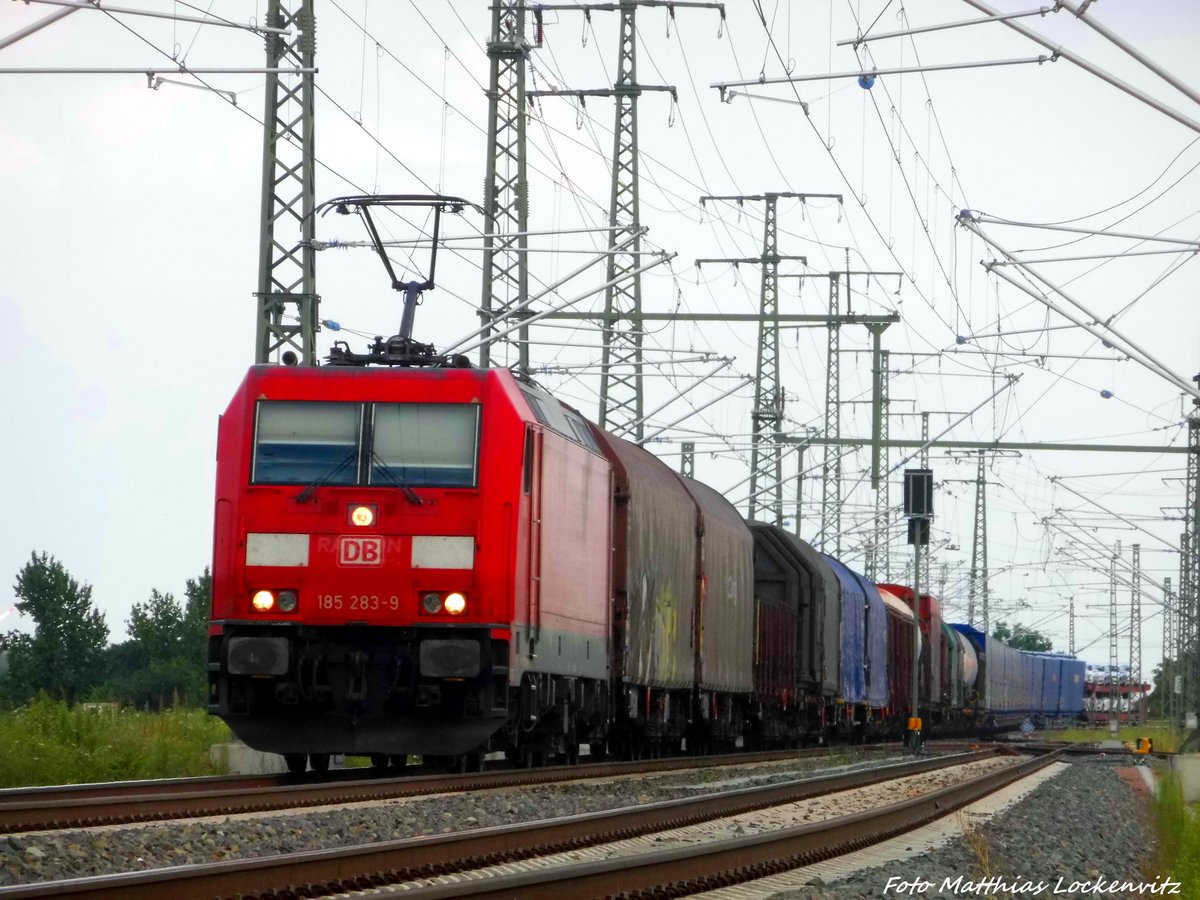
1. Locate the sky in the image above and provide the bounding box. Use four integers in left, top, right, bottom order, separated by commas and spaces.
1, 1, 1197, 679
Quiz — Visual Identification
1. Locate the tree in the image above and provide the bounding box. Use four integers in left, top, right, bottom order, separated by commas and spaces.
1146, 657, 1183, 720
183, 568, 211, 670
110, 568, 211, 710
992, 620, 1053, 652
1, 552, 109, 706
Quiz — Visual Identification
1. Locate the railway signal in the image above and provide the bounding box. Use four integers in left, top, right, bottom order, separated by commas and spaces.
904, 467, 933, 751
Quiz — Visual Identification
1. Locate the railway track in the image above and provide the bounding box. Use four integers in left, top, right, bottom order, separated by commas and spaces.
0, 748, 1053, 899
1014, 740, 1172, 759
0, 743, 917, 834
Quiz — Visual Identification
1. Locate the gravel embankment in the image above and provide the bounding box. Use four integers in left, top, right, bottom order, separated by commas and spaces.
0, 749, 942, 886
772, 758, 1159, 900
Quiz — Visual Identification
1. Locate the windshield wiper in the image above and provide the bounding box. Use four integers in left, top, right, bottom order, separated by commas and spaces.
370, 451, 425, 506
295, 452, 357, 504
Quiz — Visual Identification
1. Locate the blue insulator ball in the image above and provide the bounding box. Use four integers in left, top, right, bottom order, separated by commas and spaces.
1100, 389, 1113, 399
322, 319, 342, 331
956, 335, 968, 345
858, 73, 876, 89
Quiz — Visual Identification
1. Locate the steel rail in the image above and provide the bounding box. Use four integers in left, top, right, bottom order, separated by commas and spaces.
394, 749, 1061, 899
0, 744, 905, 834
1016, 741, 1173, 760
0, 750, 1002, 899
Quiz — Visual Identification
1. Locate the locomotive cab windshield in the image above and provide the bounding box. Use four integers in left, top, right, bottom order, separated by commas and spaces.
252, 399, 481, 489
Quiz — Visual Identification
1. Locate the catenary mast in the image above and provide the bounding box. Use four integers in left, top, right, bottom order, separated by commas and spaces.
255, 0, 318, 365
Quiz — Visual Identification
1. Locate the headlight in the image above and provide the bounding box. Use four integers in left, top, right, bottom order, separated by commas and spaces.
349, 504, 377, 527
277, 590, 299, 612
422, 592, 443, 614
251, 590, 275, 612
443, 592, 467, 615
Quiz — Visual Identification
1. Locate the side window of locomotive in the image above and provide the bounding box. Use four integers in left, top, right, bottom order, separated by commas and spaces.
522, 425, 535, 494
253, 401, 362, 484
370, 403, 480, 488
563, 413, 600, 452
521, 390, 551, 426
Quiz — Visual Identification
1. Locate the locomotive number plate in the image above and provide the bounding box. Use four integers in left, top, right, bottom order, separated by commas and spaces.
338, 535, 383, 567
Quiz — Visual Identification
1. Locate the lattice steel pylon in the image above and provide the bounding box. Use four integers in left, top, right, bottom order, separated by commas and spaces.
1131, 543, 1143, 720
867, 349, 891, 581
480, 0, 530, 370
967, 450, 988, 632
255, 0, 318, 365
680, 441, 695, 478
748, 195, 784, 525
598, 3, 647, 438
1165, 576, 1176, 726
1069, 596, 1076, 656
696, 192, 821, 524
1183, 414, 1200, 713
531, 2, 721, 436
1183, 530, 1194, 715
821, 274, 842, 554
1109, 542, 1120, 721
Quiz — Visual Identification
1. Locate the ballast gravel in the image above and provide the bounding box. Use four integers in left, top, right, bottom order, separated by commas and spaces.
0, 750, 932, 886
374, 757, 1020, 894
769, 758, 1158, 900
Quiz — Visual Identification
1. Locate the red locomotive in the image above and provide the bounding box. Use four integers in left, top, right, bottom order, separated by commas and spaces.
209, 364, 623, 771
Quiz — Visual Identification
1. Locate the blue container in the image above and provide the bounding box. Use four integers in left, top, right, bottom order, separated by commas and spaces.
823, 555, 867, 705
856, 574, 890, 709
1061, 657, 1086, 716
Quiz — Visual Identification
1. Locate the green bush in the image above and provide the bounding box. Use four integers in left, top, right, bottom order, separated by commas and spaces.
0, 695, 231, 787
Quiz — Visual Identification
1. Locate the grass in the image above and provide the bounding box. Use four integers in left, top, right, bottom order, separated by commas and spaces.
957, 810, 993, 877
1149, 771, 1200, 888
0, 695, 232, 787
1040, 722, 1181, 752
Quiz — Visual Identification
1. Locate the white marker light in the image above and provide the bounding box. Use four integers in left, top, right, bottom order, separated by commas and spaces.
422, 592, 443, 614
443, 593, 467, 615
351, 505, 376, 527
251, 590, 275, 612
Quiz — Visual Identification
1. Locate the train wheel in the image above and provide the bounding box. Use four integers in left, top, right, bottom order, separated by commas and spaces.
389, 755, 409, 771
370, 753, 390, 769
588, 740, 607, 762
309, 753, 331, 774
518, 747, 544, 768
284, 753, 307, 775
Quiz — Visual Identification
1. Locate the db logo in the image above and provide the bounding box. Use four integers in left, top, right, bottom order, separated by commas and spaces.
338, 536, 383, 567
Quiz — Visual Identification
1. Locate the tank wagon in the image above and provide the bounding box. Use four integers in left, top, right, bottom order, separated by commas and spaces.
209, 363, 1085, 771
